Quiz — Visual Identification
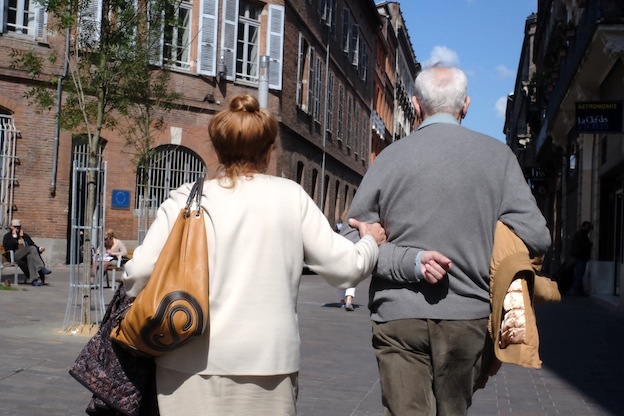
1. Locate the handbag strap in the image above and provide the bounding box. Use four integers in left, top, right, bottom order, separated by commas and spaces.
184, 175, 205, 218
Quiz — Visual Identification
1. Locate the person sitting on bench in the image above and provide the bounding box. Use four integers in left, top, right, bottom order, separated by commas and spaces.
2, 219, 52, 286
91, 229, 127, 288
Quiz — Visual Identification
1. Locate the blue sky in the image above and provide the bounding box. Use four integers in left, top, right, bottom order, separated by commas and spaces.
397, 0, 537, 142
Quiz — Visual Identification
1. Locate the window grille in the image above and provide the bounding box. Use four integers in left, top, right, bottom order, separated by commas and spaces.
0, 113, 18, 228
135, 145, 205, 210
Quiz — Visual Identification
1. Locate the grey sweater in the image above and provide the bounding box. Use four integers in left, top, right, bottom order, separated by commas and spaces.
342, 119, 551, 321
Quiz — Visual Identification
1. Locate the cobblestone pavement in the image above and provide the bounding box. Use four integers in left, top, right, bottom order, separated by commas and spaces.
0, 266, 622, 415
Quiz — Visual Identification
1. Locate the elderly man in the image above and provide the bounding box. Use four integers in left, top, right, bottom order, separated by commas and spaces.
3, 219, 52, 285
341, 65, 550, 415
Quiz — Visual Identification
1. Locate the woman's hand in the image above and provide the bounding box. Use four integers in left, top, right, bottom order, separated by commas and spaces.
348, 218, 387, 246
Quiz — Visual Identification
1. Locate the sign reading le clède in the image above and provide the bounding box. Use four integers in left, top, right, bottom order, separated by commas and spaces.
575, 101, 623, 133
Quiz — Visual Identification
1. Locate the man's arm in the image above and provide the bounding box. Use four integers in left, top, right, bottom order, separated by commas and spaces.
499, 153, 551, 255
3, 233, 17, 251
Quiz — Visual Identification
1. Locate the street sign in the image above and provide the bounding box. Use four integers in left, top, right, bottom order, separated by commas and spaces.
575, 101, 623, 133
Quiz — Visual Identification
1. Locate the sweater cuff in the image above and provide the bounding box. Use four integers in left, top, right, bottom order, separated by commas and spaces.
413, 251, 423, 283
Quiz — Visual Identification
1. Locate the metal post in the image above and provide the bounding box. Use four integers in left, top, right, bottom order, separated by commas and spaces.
319, 43, 330, 212
258, 55, 270, 109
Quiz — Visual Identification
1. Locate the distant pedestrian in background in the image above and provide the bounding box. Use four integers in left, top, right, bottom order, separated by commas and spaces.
336, 222, 356, 311
570, 221, 592, 296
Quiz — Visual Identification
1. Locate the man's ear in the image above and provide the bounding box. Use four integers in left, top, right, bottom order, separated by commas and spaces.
412, 96, 423, 121
460, 96, 471, 119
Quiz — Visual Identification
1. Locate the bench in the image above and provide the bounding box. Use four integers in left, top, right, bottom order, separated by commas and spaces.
107, 248, 134, 291
0, 247, 20, 286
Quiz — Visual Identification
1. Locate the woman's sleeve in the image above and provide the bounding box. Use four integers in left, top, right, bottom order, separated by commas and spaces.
122, 197, 180, 297
300, 188, 379, 289
115, 239, 128, 257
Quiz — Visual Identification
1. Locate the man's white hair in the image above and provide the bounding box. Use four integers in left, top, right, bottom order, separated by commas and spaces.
414, 66, 467, 117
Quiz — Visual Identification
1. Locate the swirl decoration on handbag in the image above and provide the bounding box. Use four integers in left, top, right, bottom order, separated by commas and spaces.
139, 291, 205, 352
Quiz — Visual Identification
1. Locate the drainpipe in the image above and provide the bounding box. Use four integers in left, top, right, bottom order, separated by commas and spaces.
50, 7, 71, 196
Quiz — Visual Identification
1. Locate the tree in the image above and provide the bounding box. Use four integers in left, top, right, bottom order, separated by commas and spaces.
11, 0, 180, 331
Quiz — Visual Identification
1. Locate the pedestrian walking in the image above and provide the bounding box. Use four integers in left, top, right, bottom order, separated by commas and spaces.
122, 95, 387, 415
341, 65, 551, 416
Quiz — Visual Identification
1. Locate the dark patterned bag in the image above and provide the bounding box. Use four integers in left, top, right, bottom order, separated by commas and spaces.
69, 285, 159, 416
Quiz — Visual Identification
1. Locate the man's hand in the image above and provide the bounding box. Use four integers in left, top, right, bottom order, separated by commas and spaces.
348, 218, 387, 246
420, 251, 452, 284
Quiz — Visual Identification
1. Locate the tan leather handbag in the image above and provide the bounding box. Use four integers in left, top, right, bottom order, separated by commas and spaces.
110, 176, 209, 357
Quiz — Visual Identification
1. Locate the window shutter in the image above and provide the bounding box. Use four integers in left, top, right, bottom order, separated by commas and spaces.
34, 5, 46, 41
296, 32, 303, 107
350, 24, 359, 66
197, 0, 218, 76
80, 0, 103, 46
220, 0, 238, 81
342, 9, 349, 53
266, 4, 284, 90
147, 1, 164, 66
307, 47, 315, 115
0, 0, 5, 34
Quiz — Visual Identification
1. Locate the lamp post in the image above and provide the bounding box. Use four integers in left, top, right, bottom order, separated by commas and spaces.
258, 55, 270, 109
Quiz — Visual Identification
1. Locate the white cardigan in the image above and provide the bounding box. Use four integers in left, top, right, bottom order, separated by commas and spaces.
123, 174, 378, 376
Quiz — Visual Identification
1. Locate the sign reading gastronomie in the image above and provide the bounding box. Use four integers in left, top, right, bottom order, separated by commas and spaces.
575, 101, 623, 133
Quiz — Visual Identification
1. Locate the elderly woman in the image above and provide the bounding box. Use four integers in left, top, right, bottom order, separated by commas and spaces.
91, 229, 127, 288
122, 95, 386, 415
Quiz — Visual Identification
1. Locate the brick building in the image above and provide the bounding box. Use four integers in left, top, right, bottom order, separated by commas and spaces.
0, 0, 398, 265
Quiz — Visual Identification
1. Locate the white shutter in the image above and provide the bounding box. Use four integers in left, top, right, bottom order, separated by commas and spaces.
0, 0, 7, 34
307, 47, 315, 115
220, 0, 238, 81
148, 1, 164, 66
266, 4, 283, 90
342, 9, 349, 53
296, 32, 303, 107
34, 4, 46, 41
197, 0, 218, 75
80, 0, 102, 46
350, 24, 359, 66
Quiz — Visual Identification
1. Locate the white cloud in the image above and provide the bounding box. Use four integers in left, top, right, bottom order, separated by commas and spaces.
423, 46, 460, 68
495, 64, 515, 79
495, 96, 508, 118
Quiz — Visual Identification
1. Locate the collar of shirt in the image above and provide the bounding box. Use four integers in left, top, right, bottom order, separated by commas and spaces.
418, 113, 460, 130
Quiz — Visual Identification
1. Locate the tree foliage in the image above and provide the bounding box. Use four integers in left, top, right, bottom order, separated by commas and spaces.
11, 0, 181, 326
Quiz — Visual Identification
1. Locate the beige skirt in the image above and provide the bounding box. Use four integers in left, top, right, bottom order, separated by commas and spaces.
156, 366, 299, 416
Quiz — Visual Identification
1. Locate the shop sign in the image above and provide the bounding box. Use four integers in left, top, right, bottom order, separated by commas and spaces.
575, 101, 623, 133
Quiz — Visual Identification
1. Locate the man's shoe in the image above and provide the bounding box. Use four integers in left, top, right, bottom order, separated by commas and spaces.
345, 302, 354, 311
39, 267, 52, 275
31, 280, 42, 286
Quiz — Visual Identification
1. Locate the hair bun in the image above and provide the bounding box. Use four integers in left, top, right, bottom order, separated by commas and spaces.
230, 95, 260, 113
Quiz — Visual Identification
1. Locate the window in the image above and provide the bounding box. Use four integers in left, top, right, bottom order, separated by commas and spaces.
353, 105, 359, 156
319, 0, 336, 34
341, 8, 349, 53
235, 1, 260, 82
349, 24, 359, 66
346, 94, 353, 148
358, 42, 368, 82
0, 112, 18, 228
326, 72, 334, 133
220, 0, 284, 89
361, 110, 367, 158
312, 54, 322, 122
296, 33, 313, 113
337, 84, 344, 141
135, 145, 206, 210
1, 0, 47, 40
163, 0, 192, 69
